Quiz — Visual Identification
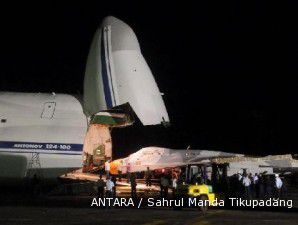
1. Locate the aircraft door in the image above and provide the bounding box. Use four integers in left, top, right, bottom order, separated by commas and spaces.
41, 102, 56, 119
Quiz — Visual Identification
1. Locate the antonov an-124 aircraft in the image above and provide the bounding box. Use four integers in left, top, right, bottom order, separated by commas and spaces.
0, 16, 169, 184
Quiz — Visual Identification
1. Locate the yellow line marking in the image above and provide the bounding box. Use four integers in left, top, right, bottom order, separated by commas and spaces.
141, 219, 166, 225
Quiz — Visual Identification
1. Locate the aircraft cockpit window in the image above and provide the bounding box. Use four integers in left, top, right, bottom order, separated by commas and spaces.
1, 119, 6, 123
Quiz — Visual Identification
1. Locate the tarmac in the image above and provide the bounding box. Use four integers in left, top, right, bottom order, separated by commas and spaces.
0, 206, 298, 225
1, 175, 298, 225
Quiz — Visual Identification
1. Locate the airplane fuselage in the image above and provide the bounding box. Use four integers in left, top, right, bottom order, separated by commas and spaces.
0, 92, 87, 183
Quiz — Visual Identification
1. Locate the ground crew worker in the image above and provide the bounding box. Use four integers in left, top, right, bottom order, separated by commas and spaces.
111, 176, 117, 197
248, 173, 254, 197
253, 173, 259, 184
105, 176, 114, 198
172, 176, 177, 197
160, 175, 169, 198
258, 174, 265, 199
130, 173, 137, 198
275, 174, 283, 198
252, 173, 259, 197
105, 160, 110, 177
145, 167, 152, 187
237, 171, 243, 181
236, 171, 244, 197
264, 175, 273, 199
242, 175, 251, 199
97, 174, 105, 198
230, 174, 239, 197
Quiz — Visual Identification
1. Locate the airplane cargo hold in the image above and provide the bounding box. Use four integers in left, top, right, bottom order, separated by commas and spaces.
82, 111, 134, 171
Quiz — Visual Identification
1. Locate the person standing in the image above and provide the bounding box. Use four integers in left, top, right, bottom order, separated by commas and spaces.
242, 175, 251, 199
236, 172, 243, 197
248, 173, 253, 196
105, 160, 110, 177
275, 174, 283, 198
253, 173, 259, 198
97, 174, 105, 198
111, 176, 117, 197
105, 176, 114, 198
145, 167, 152, 187
258, 174, 265, 199
264, 175, 272, 199
130, 173, 137, 198
253, 173, 259, 184
172, 176, 178, 197
105, 176, 114, 209
160, 175, 169, 198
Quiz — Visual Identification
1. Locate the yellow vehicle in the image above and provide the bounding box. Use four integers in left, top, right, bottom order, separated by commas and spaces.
188, 184, 215, 201
176, 164, 216, 211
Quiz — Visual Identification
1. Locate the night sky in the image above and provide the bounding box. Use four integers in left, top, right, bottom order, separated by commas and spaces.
1, 2, 298, 157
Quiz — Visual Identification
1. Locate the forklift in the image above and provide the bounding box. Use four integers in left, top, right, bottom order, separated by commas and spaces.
175, 162, 230, 211
175, 163, 215, 212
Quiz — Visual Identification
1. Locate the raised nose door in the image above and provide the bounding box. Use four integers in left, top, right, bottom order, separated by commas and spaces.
41, 102, 56, 119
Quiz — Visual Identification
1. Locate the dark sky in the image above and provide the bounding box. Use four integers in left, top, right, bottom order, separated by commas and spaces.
1, 1, 298, 157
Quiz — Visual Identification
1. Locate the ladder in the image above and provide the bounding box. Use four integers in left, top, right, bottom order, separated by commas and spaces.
26, 152, 43, 179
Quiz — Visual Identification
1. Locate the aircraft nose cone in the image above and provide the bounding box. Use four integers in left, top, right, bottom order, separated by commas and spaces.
101, 16, 140, 52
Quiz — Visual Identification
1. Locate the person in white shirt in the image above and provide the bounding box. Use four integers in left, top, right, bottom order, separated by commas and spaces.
237, 172, 243, 181
253, 173, 259, 184
275, 174, 283, 198
253, 173, 259, 198
242, 175, 251, 199
172, 177, 177, 196
243, 175, 251, 187
172, 178, 177, 189
105, 176, 114, 198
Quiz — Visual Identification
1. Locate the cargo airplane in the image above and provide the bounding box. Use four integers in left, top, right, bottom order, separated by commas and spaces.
0, 16, 169, 184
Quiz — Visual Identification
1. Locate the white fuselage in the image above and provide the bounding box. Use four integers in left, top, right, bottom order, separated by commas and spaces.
0, 92, 87, 180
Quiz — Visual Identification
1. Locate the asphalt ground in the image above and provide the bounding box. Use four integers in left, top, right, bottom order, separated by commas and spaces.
0, 206, 297, 225
1, 179, 297, 225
